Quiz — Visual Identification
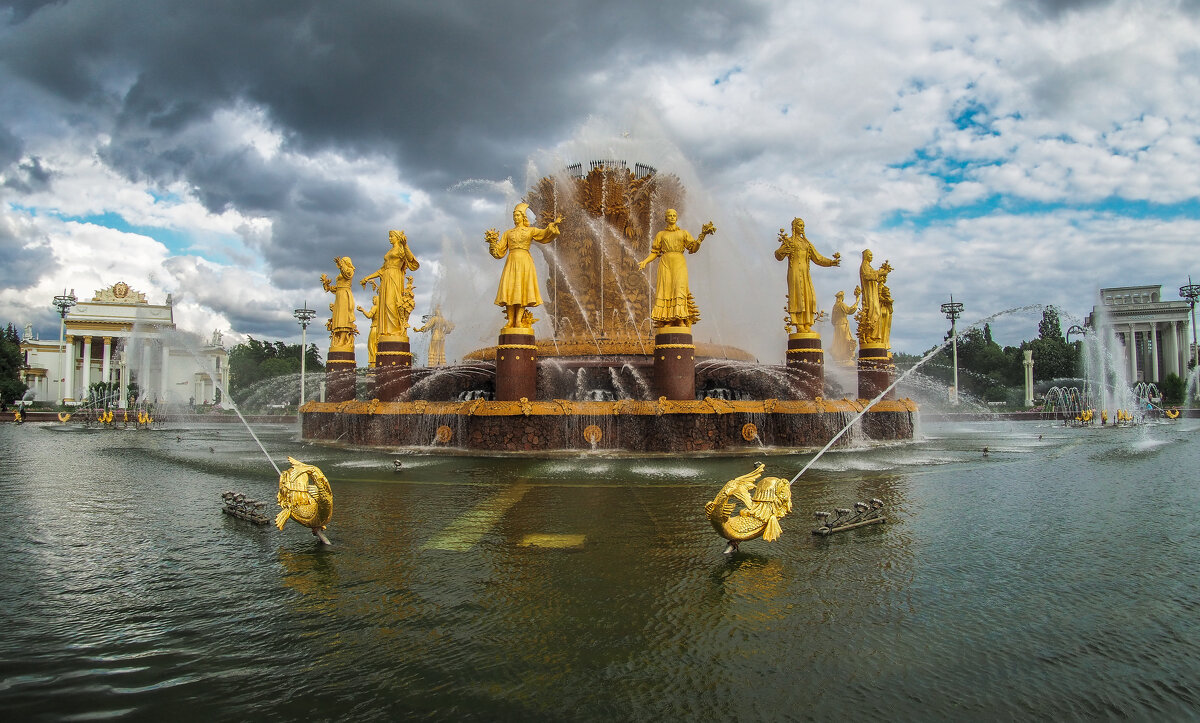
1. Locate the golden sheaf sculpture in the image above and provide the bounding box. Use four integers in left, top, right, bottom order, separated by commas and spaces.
276, 457, 334, 544
705, 462, 792, 554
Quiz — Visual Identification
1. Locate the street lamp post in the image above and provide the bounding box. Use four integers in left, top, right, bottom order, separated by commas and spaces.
941, 295, 964, 405
1181, 277, 1200, 368
294, 303, 317, 407
52, 288, 77, 405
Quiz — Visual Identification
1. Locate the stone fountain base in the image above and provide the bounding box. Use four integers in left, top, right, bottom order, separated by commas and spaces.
300, 397, 917, 453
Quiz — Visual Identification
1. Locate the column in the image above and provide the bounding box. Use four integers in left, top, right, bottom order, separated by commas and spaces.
101, 337, 112, 386
1126, 325, 1138, 382
1147, 323, 1158, 383
64, 335, 76, 402
1023, 349, 1034, 407
81, 336, 93, 397
374, 331, 414, 401
652, 325, 695, 401
785, 330, 824, 399
160, 344, 170, 403
141, 343, 152, 403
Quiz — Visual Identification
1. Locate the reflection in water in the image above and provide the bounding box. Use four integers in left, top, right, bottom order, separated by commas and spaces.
0, 421, 1198, 719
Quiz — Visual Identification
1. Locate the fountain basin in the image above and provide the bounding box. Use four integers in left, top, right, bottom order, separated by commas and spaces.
301, 397, 917, 453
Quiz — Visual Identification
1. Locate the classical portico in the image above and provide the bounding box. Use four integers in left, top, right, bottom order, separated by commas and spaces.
20, 282, 229, 406
1087, 285, 1192, 384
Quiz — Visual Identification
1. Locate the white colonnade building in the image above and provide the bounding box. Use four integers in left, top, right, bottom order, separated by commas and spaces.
1086, 285, 1193, 384
19, 281, 229, 406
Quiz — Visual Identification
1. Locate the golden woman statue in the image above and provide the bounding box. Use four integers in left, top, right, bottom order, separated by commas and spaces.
360, 230, 420, 338
637, 208, 715, 328
320, 256, 358, 351
357, 291, 380, 365
831, 287, 860, 364
855, 249, 893, 345
413, 306, 455, 366
486, 203, 563, 330
774, 217, 840, 334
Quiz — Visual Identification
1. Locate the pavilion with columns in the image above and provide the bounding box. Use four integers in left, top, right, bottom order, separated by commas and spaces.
1086, 284, 1194, 385
19, 282, 228, 407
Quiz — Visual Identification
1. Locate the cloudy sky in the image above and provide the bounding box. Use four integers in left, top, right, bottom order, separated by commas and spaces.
2, 0, 1198, 364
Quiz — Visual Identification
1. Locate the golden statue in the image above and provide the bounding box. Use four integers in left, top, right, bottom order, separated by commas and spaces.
357, 290, 380, 365
775, 217, 839, 334
831, 287, 860, 364
321, 256, 358, 351
414, 306, 455, 366
879, 284, 894, 350
637, 208, 715, 328
854, 249, 892, 346
704, 462, 792, 554
486, 203, 563, 331
360, 230, 420, 340
275, 457, 334, 545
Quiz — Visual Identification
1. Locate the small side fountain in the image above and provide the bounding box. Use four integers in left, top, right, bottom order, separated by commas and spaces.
301, 162, 917, 453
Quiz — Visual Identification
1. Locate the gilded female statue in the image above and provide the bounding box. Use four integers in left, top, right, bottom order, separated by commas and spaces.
831, 287, 860, 363
637, 208, 715, 328
360, 230, 420, 338
357, 291, 380, 365
486, 203, 563, 330
774, 217, 840, 334
320, 256, 358, 350
413, 306, 455, 366
855, 249, 892, 345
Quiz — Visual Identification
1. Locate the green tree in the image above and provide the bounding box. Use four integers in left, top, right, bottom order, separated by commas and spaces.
1160, 372, 1185, 405
1029, 308, 1078, 381
0, 323, 28, 405
227, 337, 324, 402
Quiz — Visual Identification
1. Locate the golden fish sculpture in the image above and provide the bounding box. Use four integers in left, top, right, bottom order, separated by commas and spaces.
705, 462, 792, 554
276, 457, 334, 545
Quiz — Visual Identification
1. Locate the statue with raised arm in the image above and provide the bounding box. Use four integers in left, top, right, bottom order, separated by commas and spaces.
413, 306, 455, 366
637, 208, 715, 328
486, 203, 563, 331
320, 256, 358, 351
360, 230, 420, 339
775, 217, 840, 334
831, 287, 860, 364
854, 250, 893, 346
357, 290, 380, 365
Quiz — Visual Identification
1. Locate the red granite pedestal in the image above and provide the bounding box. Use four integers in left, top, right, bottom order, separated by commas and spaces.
653, 326, 696, 401
857, 344, 896, 401
785, 332, 824, 399
374, 335, 413, 401
325, 347, 357, 403
495, 329, 537, 401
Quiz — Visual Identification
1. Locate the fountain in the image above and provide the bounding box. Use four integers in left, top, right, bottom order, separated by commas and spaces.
301, 162, 917, 453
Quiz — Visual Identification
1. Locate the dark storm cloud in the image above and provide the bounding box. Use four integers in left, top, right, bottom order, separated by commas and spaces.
0, 123, 21, 167
0, 223, 53, 288
1, 0, 767, 183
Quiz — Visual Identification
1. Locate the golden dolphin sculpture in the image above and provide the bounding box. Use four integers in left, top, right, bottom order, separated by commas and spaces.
276, 457, 334, 545
705, 462, 792, 554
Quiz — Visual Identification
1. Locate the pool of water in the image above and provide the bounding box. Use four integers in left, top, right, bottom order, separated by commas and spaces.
1, 418, 1198, 720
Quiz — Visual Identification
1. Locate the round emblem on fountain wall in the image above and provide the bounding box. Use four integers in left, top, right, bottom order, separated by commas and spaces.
741, 423, 758, 442
583, 425, 603, 445
435, 425, 453, 443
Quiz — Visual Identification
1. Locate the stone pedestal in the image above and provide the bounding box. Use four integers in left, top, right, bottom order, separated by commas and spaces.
785, 332, 824, 399
374, 334, 413, 401
857, 344, 895, 401
654, 326, 696, 401
325, 346, 357, 403
496, 328, 537, 401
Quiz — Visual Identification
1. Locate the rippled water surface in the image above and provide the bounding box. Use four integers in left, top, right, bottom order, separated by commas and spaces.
1, 418, 1198, 720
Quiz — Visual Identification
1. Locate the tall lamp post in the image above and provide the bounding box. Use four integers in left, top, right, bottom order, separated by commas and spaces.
294, 303, 316, 407
1181, 277, 1200, 368
52, 288, 77, 405
941, 295, 964, 405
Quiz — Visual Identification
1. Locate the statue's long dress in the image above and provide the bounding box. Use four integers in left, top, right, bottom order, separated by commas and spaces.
649, 229, 700, 325
494, 225, 556, 308
329, 275, 357, 337
859, 261, 884, 342
776, 238, 836, 329
377, 245, 418, 334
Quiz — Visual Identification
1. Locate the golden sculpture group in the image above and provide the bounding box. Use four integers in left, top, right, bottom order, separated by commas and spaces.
705, 462, 793, 553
